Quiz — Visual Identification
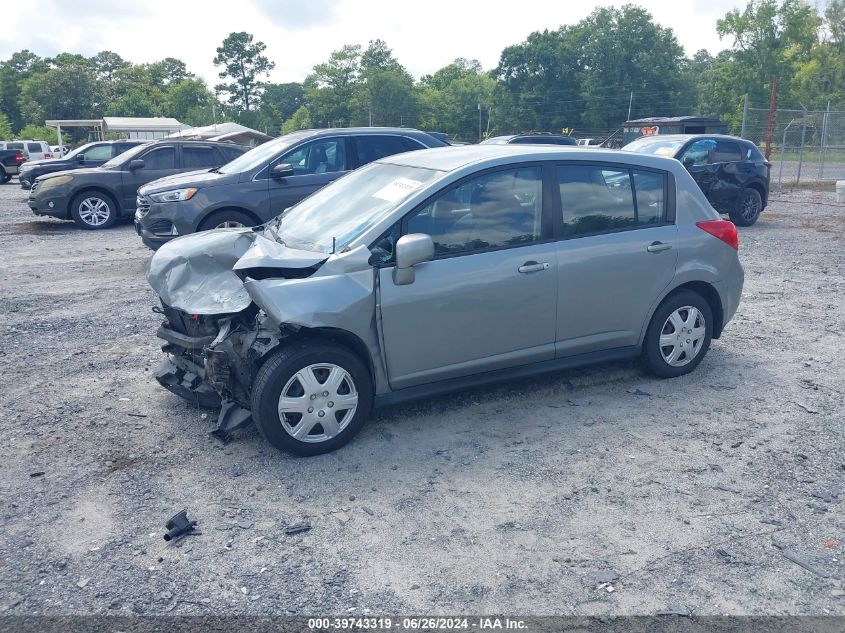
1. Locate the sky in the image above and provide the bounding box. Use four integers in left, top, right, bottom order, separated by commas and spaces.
2, 0, 743, 85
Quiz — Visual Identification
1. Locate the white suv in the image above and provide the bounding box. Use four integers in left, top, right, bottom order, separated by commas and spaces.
0, 140, 52, 162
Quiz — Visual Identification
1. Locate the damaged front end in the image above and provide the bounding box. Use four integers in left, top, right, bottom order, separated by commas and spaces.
146, 226, 379, 442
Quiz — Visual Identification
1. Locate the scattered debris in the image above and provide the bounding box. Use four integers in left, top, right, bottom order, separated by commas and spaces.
772, 541, 828, 578
824, 538, 838, 549
332, 511, 350, 523
284, 523, 312, 535
709, 384, 737, 391
163, 509, 198, 542
29, 471, 45, 478
794, 402, 819, 414
76, 578, 90, 589
627, 388, 652, 397
361, 507, 375, 516
126, 413, 147, 418
593, 570, 619, 584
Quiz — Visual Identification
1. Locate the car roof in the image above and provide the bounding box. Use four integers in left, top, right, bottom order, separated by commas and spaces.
293, 127, 435, 139
380, 144, 681, 172
630, 134, 752, 144
144, 139, 250, 149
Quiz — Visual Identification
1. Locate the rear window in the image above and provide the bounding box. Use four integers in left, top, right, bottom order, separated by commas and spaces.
355, 135, 419, 165
7, 143, 24, 150
27, 143, 42, 152
712, 140, 742, 163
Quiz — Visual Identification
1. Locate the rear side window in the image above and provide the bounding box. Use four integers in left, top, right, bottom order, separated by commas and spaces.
83, 145, 113, 161
182, 146, 220, 169
355, 135, 415, 165
140, 147, 176, 170
558, 164, 666, 237
114, 143, 138, 155
27, 143, 42, 152
712, 141, 742, 163
221, 146, 244, 162
8, 143, 24, 150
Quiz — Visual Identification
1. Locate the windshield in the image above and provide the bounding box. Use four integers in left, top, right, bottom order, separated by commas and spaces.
622, 137, 685, 157
217, 132, 309, 175
101, 142, 151, 168
272, 162, 442, 253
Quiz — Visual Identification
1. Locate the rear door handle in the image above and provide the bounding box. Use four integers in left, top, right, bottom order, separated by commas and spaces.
647, 241, 672, 253
518, 261, 550, 273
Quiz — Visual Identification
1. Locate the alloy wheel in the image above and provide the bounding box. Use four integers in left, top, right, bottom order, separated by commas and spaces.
214, 220, 245, 229
78, 197, 111, 226
740, 192, 761, 222
277, 363, 358, 443
659, 306, 706, 367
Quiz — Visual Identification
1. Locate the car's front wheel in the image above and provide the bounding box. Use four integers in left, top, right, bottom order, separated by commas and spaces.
198, 209, 257, 232
71, 191, 118, 229
251, 342, 373, 456
642, 290, 713, 378
730, 188, 763, 226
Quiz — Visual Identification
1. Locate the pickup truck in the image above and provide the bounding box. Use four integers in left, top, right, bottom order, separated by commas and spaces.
1, 149, 25, 184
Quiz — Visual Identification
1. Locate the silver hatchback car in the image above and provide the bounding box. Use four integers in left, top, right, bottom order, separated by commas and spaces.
147, 145, 743, 455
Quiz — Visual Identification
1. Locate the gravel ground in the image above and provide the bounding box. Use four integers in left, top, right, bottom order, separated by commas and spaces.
0, 180, 843, 617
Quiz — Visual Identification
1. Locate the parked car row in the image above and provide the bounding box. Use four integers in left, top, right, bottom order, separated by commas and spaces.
0, 140, 52, 162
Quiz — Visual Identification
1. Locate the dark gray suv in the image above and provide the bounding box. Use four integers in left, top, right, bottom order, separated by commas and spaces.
134, 128, 448, 249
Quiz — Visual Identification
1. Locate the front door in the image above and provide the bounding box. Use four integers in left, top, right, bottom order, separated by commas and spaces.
121, 145, 178, 210
378, 165, 558, 389
266, 137, 349, 218
554, 163, 678, 356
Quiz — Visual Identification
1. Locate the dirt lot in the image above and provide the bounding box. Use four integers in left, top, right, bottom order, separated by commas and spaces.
0, 180, 843, 617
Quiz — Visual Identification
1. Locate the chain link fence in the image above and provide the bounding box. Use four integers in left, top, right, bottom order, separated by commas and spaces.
742, 106, 845, 190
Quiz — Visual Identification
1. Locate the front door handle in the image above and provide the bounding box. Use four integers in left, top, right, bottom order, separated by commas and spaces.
647, 241, 672, 253
518, 261, 550, 273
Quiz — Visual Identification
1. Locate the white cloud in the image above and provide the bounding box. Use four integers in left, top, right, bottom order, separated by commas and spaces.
1, 0, 737, 87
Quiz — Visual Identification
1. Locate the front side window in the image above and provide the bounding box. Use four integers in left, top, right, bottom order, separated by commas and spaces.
280, 138, 346, 175
140, 147, 176, 170
182, 146, 219, 169
406, 167, 543, 257
679, 139, 716, 166
558, 164, 666, 237
82, 144, 113, 161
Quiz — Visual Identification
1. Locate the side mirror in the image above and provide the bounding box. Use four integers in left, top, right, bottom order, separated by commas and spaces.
76, 153, 85, 162
271, 163, 294, 178
128, 159, 145, 171
393, 233, 434, 286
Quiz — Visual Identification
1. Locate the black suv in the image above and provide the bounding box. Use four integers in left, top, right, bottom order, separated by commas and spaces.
481, 133, 578, 146
623, 134, 771, 226
18, 140, 145, 189
134, 128, 447, 249
28, 140, 247, 229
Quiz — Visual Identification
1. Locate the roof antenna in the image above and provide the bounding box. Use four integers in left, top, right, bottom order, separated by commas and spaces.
332, 237, 336, 255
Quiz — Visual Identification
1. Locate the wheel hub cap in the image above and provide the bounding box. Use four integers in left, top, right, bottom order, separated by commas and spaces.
659, 306, 706, 367
277, 363, 358, 443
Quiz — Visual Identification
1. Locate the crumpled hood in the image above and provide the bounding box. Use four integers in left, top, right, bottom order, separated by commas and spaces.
140, 169, 234, 194
146, 228, 327, 315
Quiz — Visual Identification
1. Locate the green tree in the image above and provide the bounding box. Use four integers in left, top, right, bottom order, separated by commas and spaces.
165, 78, 215, 125
258, 82, 304, 132
419, 59, 495, 140
213, 32, 275, 112
18, 64, 103, 125
17, 124, 58, 144
353, 40, 418, 126
281, 105, 312, 133
305, 44, 361, 126
90, 51, 130, 81
0, 113, 13, 139
106, 65, 164, 117
0, 50, 49, 131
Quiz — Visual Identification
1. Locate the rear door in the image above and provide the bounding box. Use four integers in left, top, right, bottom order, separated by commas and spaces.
181, 144, 225, 172
78, 143, 114, 168
553, 162, 678, 356
353, 134, 426, 168
120, 144, 177, 210
678, 139, 720, 205
266, 137, 349, 218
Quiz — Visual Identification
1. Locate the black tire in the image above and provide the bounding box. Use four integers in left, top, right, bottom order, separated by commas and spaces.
198, 209, 257, 232
0, 171, 10, 184
642, 290, 713, 379
70, 191, 118, 229
251, 341, 373, 456
729, 188, 762, 227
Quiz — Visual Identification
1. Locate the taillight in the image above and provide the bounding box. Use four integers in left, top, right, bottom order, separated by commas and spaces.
697, 220, 739, 250
15, 152, 24, 164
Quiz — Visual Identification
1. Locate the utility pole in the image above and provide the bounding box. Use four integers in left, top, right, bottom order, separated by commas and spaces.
627, 92, 633, 121
764, 76, 779, 160
369, 106, 372, 127
478, 102, 482, 142
740, 94, 749, 138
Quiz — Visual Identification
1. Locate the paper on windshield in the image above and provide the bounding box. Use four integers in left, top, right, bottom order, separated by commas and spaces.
372, 177, 423, 202
654, 146, 677, 157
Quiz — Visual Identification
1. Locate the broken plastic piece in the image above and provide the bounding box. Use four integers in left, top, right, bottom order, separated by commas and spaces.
164, 510, 197, 542
210, 400, 253, 444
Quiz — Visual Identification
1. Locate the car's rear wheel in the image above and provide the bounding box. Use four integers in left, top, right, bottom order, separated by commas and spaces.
730, 188, 762, 226
0, 171, 10, 184
251, 342, 373, 456
642, 290, 713, 378
198, 209, 257, 232
71, 191, 118, 229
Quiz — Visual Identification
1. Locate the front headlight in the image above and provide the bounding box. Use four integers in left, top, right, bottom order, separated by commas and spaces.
39, 175, 73, 190
149, 188, 198, 203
